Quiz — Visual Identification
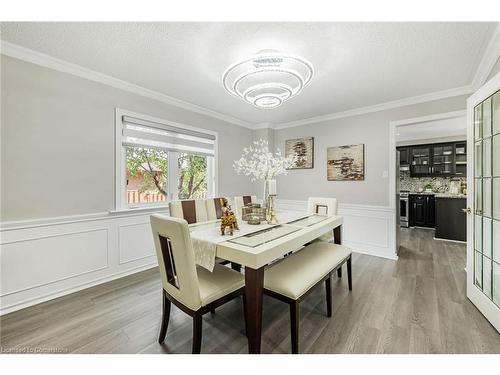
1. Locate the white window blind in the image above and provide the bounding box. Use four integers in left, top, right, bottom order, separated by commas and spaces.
121, 115, 216, 156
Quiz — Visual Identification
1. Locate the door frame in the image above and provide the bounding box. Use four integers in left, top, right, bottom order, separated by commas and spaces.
466, 72, 500, 332
388, 110, 466, 255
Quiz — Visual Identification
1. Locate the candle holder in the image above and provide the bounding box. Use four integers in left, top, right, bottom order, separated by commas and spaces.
266, 194, 278, 224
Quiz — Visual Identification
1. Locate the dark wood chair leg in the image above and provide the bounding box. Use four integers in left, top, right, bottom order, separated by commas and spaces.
158, 289, 171, 344
325, 274, 332, 317
337, 266, 342, 278
192, 313, 203, 354
231, 262, 242, 272
347, 256, 352, 291
290, 301, 300, 354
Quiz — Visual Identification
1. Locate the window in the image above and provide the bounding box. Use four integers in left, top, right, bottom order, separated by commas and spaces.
177, 153, 208, 199
116, 109, 217, 209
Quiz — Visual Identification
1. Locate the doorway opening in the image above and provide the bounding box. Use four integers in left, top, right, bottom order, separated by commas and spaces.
388, 110, 467, 256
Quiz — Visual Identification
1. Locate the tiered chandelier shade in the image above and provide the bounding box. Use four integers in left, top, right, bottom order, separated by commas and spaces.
222, 51, 314, 109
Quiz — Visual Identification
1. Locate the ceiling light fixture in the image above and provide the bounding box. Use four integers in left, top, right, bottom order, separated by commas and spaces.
222, 49, 314, 109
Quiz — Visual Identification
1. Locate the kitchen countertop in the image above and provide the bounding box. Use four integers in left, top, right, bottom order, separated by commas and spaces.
403, 191, 467, 199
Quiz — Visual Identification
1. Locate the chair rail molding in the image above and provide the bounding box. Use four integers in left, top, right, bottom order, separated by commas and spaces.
0, 201, 397, 315
0, 209, 168, 315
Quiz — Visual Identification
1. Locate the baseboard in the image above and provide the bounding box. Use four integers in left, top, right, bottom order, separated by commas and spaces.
0, 209, 166, 316
0, 263, 157, 316
434, 237, 466, 244
0, 201, 398, 315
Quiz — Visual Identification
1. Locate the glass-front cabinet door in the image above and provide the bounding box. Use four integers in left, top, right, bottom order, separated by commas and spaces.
467, 77, 500, 331
411, 146, 431, 175
432, 143, 454, 175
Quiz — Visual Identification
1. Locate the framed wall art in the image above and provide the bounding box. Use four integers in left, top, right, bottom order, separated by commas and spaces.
327, 144, 365, 181
285, 137, 314, 169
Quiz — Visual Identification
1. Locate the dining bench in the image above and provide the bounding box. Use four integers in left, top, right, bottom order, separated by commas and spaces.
263, 240, 352, 353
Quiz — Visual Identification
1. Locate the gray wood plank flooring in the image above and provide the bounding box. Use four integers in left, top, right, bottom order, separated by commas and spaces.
1, 228, 499, 354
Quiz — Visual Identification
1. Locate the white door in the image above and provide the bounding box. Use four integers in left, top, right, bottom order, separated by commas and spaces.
466, 73, 500, 332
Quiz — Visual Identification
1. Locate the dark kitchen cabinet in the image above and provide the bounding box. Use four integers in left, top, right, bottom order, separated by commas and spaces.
435, 197, 466, 241
410, 194, 435, 228
397, 141, 467, 177
410, 146, 432, 176
431, 143, 454, 175
398, 147, 410, 164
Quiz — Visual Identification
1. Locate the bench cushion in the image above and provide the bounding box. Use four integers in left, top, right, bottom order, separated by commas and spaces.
264, 242, 352, 300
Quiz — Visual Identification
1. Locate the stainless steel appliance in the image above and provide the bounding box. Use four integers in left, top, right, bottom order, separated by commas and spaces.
400, 191, 409, 227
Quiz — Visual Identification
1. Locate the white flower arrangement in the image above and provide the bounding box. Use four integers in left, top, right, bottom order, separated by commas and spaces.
233, 139, 298, 182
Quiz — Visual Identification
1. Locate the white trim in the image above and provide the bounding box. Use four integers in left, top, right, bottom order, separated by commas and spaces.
0, 207, 169, 232
465, 70, 500, 333
433, 237, 466, 244
472, 23, 500, 90
388, 110, 467, 209
0, 263, 157, 316
388, 110, 467, 259
114, 108, 219, 211
0, 41, 253, 129
1, 40, 495, 132
272, 86, 474, 130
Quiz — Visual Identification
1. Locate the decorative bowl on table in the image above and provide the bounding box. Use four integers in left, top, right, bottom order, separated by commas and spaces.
241, 204, 266, 224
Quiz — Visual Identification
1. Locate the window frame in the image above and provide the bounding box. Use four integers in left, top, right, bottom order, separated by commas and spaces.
115, 108, 218, 211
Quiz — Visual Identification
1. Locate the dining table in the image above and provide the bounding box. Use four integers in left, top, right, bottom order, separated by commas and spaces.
188, 210, 344, 354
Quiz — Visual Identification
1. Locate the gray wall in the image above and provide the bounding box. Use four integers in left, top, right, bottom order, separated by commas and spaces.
1, 56, 253, 221
273, 95, 469, 207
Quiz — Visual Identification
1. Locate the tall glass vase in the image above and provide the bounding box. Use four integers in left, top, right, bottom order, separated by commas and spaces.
262, 179, 277, 208
262, 179, 270, 208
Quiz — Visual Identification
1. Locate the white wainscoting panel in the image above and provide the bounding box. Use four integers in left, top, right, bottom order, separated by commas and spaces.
277, 199, 397, 260
118, 222, 155, 265
1, 228, 109, 296
0, 202, 396, 315
0, 209, 167, 315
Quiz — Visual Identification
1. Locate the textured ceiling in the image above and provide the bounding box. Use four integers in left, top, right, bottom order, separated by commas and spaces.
0, 22, 496, 126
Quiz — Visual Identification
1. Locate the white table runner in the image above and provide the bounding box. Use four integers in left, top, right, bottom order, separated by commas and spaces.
189, 210, 307, 271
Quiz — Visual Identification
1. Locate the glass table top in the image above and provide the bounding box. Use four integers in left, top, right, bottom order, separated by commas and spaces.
227, 225, 301, 248
226, 214, 330, 247
286, 214, 329, 227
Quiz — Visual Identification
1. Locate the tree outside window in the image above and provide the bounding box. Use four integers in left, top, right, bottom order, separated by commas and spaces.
126, 147, 167, 204
126, 148, 208, 203
177, 153, 207, 199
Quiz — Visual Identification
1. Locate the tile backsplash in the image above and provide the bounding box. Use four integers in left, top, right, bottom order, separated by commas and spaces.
399, 171, 466, 193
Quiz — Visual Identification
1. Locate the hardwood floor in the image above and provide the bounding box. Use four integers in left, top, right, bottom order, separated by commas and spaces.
1, 228, 499, 354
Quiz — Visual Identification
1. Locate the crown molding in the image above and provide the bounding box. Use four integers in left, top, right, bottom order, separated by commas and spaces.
272, 84, 474, 130
472, 22, 500, 90
0, 41, 254, 129
253, 122, 275, 130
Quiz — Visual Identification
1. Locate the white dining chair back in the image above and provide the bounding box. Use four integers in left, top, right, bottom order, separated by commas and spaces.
307, 197, 338, 216
307, 197, 338, 243
169, 199, 208, 224
205, 197, 230, 221
150, 214, 202, 310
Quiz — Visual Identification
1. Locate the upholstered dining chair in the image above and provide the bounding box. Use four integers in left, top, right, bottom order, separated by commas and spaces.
150, 214, 246, 353
169, 199, 208, 224
233, 195, 258, 218
307, 197, 338, 243
205, 197, 229, 221
307, 197, 338, 216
